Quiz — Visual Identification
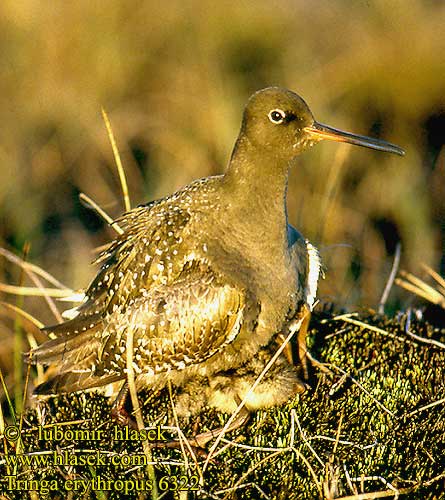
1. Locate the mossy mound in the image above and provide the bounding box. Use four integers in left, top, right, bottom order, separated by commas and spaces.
0, 310, 444, 499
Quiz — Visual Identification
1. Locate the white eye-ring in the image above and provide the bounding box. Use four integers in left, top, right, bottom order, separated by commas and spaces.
268, 109, 286, 124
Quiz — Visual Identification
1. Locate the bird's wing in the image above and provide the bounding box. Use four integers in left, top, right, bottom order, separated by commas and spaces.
287, 223, 322, 310
28, 179, 251, 394
100, 263, 246, 375
58, 177, 224, 325
28, 262, 247, 394
58, 199, 193, 327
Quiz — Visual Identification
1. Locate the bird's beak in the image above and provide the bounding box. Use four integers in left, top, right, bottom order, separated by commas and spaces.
304, 122, 405, 156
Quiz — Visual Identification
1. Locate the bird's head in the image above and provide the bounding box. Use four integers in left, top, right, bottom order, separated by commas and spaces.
240, 87, 405, 162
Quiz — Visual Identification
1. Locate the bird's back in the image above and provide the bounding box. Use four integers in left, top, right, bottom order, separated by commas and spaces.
28, 176, 269, 393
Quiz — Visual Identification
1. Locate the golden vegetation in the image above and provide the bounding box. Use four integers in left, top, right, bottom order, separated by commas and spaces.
1, 0, 444, 314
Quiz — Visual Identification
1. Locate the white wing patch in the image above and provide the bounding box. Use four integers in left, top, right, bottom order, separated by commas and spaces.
61, 307, 81, 320
60, 292, 87, 320
305, 240, 322, 310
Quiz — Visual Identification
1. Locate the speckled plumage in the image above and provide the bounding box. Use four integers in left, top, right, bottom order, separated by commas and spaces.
27, 87, 404, 404
30, 175, 307, 395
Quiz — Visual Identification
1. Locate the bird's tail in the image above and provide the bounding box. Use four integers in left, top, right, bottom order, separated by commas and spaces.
25, 315, 122, 394
33, 371, 122, 395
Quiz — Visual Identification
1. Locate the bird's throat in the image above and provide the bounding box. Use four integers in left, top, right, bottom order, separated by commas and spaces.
222, 135, 290, 243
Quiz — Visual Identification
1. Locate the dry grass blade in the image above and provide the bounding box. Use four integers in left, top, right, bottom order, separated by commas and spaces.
79, 193, 124, 235
334, 488, 409, 500
0, 365, 17, 478
422, 472, 445, 487
0, 283, 75, 298
0, 248, 68, 289
0, 365, 16, 428
219, 450, 282, 500
0, 302, 44, 331
332, 412, 343, 458
404, 308, 445, 349
0, 301, 44, 380
295, 415, 324, 467
403, 397, 445, 418
333, 313, 417, 346
16, 363, 32, 457
13, 243, 30, 417
126, 313, 159, 500
0, 398, 7, 471
58, 291, 86, 302
395, 269, 445, 308
101, 107, 131, 213
166, 380, 203, 485
405, 326, 445, 348
421, 263, 445, 290
378, 243, 401, 314
0, 247, 69, 322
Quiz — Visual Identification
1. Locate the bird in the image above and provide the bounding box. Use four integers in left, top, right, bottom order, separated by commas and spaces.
26, 87, 405, 425
164, 337, 308, 447
173, 342, 306, 419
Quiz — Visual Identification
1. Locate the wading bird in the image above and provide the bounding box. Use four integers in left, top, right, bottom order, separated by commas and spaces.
27, 87, 404, 435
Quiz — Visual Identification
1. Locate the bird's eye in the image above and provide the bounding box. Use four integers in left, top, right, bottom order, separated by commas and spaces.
268, 109, 286, 124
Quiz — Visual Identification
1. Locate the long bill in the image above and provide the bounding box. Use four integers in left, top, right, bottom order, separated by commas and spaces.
304, 122, 405, 156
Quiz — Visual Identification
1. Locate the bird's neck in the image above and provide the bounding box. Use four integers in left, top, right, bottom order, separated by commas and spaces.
222, 134, 290, 239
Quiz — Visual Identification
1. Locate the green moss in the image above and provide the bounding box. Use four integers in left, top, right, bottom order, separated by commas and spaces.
1, 310, 444, 499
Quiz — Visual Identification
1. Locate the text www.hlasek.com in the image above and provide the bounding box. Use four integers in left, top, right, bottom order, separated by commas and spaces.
3, 452, 199, 495
5, 449, 147, 468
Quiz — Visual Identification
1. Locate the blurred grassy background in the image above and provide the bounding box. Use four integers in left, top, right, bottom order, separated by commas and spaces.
0, 0, 444, 343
